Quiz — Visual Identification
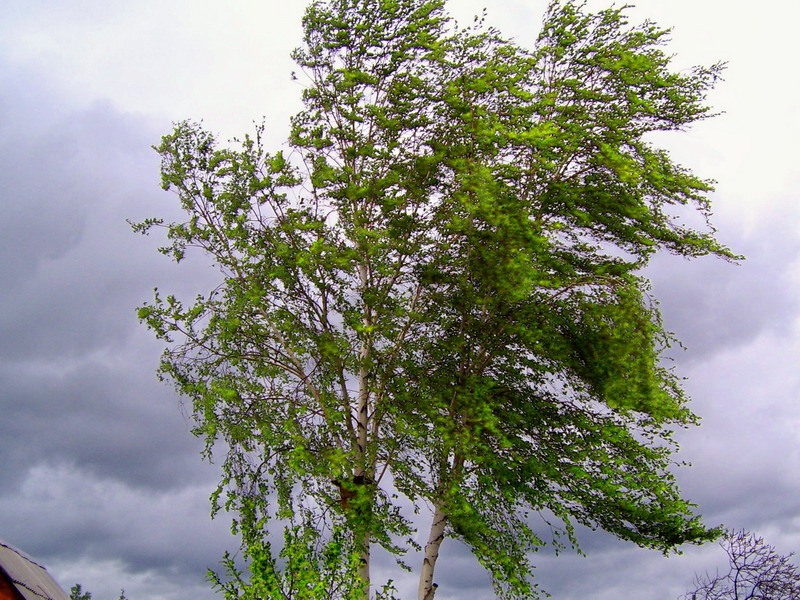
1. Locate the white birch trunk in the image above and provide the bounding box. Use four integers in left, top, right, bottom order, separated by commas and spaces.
355, 363, 371, 600
357, 530, 371, 599
418, 502, 447, 600
356, 365, 371, 600
356, 261, 371, 599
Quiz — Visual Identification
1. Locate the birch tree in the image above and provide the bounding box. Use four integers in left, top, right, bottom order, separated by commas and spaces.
134, 1, 735, 598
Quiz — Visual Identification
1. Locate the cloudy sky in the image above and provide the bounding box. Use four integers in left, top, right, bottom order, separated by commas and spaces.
0, 1, 798, 599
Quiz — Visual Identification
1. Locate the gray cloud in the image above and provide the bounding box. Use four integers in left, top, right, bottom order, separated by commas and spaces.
0, 354, 210, 489
673, 329, 800, 524
0, 62, 211, 486
0, 59, 235, 597
0, 464, 230, 599
647, 203, 800, 362
0, 101, 195, 361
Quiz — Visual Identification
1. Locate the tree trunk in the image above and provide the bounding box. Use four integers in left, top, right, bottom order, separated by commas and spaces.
418, 501, 447, 600
355, 261, 372, 599
357, 527, 371, 599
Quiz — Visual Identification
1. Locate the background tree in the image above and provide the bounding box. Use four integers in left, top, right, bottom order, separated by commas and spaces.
135, 0, 734, 598
69, 584, 128, 600
69, 584, 91, 600
682, 530, 800, 600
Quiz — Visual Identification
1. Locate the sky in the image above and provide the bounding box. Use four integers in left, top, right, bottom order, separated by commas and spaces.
0, 1, 798, 599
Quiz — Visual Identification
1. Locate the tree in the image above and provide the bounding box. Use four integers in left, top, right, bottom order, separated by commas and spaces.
683, 530, 800, 600
69, 584, 128, 600
134, 1, 735, 598
70, 584, 91, 600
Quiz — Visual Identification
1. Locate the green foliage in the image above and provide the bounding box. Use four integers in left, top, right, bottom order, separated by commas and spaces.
135, 0, 733, 598
70, 584, 92, 600
210, 510, 398, 600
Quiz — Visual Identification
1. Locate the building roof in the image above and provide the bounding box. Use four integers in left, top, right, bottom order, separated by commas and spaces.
0, 539, 70, 600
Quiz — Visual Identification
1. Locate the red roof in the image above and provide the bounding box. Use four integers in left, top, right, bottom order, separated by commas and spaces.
0, 540, 69, 600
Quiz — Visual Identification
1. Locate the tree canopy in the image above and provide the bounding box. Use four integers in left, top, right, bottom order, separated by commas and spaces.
134, 1, 734, 598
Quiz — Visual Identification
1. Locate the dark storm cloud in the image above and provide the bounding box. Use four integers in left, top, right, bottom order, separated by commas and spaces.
0, 464, 229, 598
0, 96, 163, 359
0, 60, 234, 598
673, 332, 800, 522
646, 202, 800, 362
0, 353, 210, 490
0, 61, 211, 485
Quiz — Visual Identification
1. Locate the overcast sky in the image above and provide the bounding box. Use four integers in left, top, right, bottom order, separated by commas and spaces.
0, 1, 798, 599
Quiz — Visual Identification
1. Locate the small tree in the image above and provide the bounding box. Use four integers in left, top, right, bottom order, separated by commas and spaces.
135, 0, 734, 598
683, 530, 800, 600
69, 584, 92, 600
69, 584, 128, 600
